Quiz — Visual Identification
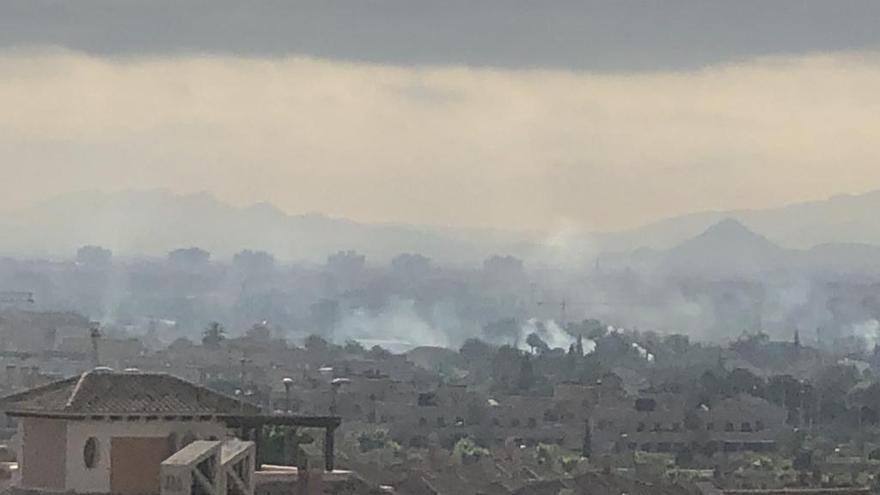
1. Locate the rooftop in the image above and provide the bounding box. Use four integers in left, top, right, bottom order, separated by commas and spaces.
0, 369, 261, 417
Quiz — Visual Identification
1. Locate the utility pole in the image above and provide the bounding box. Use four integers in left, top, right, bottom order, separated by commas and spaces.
560, 298, 567, 327
329, 378, 350, 415
283, 377, 294, 413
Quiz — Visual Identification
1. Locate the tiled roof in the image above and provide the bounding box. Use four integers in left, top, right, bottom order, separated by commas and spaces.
0, 370, 261, 416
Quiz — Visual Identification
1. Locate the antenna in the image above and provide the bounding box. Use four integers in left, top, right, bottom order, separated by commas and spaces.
560, 298, 567, 326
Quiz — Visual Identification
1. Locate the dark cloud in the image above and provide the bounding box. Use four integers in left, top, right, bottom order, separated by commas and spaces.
2, 0, 880, 71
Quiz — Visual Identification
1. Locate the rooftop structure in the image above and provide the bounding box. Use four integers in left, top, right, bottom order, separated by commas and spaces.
0, 369, 261, 418
0, 369, 343, 495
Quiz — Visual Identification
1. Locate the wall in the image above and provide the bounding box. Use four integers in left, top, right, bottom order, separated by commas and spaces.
65, 418, 228, 494
110, 437, 168, 495
20, 417, 67, 491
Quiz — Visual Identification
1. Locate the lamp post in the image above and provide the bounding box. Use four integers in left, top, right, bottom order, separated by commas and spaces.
329, 377, 350, 415
282, 377, 294, 413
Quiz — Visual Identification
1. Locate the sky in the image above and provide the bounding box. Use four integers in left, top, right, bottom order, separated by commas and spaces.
2, 1, 880, 232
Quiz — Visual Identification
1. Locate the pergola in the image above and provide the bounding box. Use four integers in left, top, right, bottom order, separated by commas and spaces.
221, 414, 342, 472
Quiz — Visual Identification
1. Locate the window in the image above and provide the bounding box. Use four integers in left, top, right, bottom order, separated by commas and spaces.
510, 418, 520, 428
706, 422, 715, 431
652, 422, 662, 432
436, 416, 446, 427
741, 422, 752, 432
83, 437, 99, 469
725, 422, 734, 432
636, 422, 646, 432
419, 417, 427, 426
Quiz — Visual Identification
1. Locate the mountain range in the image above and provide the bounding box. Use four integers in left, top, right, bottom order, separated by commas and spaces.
0, 190, 531, 264
4, 189, 880, 268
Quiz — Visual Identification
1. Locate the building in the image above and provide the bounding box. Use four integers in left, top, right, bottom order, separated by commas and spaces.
0, 369, 261, 495
590, 392, 788, 456
0, 368, 364, 495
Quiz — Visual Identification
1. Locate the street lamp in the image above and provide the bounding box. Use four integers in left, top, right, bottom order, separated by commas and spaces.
329, 377, 350, 415
282, 377, 294, 413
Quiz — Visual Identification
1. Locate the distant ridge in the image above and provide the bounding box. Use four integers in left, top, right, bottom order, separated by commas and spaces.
663, 219, 786, 276
600, 217, 880, 278
6, 188, 880, 267
0, 190, 530, 264
597, 189, 880, 251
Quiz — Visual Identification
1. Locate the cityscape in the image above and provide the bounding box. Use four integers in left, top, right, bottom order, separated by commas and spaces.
3, 1, 880, 494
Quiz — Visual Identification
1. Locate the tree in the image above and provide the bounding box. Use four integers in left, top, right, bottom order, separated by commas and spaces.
233, 249, 275, 273
575, 335, 584, 356
526, 332, 550, 354
202, 322, 225, 348
815, 364, 859, 423
304, 334, 329, 352
344, 339, 366, 355
491, 345, 523, 391
452, 437, 488, 465
517, 354, 536, 391
76, 245, 112, 267
368, 345, 392, 360
246, 321, 271, 341
168, 247, 211, 266
460, 338, 494, 362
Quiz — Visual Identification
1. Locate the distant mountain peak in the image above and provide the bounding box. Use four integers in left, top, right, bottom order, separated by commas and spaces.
699, 217, 761, 239
660, 217, 784, 275
677, 217, 777, 249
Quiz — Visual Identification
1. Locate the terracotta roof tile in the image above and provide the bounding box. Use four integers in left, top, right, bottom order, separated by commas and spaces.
0, 370, 260, 416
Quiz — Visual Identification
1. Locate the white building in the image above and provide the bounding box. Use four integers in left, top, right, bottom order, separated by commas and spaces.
0, 369, 260, 495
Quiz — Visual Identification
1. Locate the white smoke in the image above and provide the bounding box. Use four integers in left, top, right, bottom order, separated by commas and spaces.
850, 319, 880, 352
517, 318, 595, 355
334, 297, 450, 352
631, 342, 655, 362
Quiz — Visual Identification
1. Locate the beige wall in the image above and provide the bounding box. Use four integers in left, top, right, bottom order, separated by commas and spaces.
110, 437, 167, 495
65, 419, 229, 494
20, 417, 67, 491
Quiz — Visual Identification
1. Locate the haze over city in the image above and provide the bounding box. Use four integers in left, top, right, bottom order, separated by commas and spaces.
3, 3, 880, 495
3, 1, 880, 232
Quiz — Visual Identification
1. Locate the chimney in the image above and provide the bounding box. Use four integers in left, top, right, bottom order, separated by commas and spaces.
89, 322, 102, 367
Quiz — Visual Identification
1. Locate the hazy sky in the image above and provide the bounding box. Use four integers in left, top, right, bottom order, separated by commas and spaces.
2, 1, 880, 232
